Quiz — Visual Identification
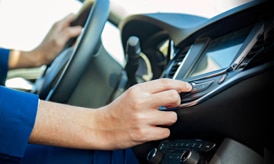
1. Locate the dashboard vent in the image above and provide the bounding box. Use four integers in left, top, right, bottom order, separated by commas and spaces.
165, 46, 190, 78
243, 26, 274, 69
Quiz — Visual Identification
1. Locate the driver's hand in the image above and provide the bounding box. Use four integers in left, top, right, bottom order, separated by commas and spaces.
8, 13, 82, 69
94, 78, 192, 149
33, 13, 82, 65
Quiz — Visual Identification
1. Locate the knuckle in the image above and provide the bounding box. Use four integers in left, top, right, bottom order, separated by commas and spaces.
127, 85, 142, 100
130, 83, 142, 91
166, 90, 180, 102
131, 127, 148, 142
53, 39, 63, 48
63, 29, 72, 38
159, 78, 171, 87
133, 112, 147, 124
52, 21, 61, 29
128, 85, 138, 93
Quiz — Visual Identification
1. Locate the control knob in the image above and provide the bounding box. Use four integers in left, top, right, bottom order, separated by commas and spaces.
147, 148, 164, 164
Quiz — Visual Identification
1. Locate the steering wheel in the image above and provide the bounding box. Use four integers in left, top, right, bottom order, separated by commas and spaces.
33, 0, 109, 103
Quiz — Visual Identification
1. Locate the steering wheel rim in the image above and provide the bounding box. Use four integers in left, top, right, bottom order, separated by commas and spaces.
34, 0, 109, 103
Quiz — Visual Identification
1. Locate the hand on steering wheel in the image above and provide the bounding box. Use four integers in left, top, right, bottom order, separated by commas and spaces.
33, 0, 110, 103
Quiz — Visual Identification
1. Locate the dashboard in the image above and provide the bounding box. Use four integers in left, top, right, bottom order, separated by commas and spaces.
120, 0, 273, 109
119, 1, 273, 163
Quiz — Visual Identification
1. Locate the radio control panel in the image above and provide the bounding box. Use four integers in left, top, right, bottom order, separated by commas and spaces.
147, 139, 216, 164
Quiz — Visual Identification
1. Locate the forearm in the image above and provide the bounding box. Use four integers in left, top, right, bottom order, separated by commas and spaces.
8, 49, 44, 69
29, 100, 103, 150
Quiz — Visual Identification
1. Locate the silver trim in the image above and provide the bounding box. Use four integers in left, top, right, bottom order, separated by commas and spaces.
177, 62, 271, 109
231, 22, 264, 70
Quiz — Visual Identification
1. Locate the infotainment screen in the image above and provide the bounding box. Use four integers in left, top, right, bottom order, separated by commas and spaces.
187, 28, 250, 78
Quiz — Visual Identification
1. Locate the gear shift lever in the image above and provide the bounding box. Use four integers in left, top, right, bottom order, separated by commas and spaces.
125, 36, 141, 88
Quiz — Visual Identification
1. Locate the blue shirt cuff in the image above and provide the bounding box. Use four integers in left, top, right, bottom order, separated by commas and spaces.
0, 48, 10, 85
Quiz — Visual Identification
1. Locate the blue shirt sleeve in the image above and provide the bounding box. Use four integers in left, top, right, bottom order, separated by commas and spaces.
0, 82, 140, 164
0, 86, 38, 158
0, 48, 10, 85
21, 145, 139, 164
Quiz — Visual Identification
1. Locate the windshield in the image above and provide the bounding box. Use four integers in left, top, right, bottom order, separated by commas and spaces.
110, 0, 253, 21
0, 0, 253, 52
0, 0, 82, 50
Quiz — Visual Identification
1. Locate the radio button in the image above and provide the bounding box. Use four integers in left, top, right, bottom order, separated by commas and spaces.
191, 80, 214, 93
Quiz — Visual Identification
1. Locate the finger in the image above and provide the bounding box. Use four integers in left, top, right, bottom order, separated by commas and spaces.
53, 13, 77, 31
142, 126, 172, 141
67, 26, 83, 38
146, 110, 177, 126
61, 13, 77, 26
58, 25, 82, 44
146, 89, 182, 108
137, 78, 192, 94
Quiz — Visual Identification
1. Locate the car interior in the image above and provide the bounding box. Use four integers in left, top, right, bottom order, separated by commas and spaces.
5, 0, 274, 163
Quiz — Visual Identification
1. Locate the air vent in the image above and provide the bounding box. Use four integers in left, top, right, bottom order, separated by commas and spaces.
165, 46, 190, 78
243, 26, 274, 69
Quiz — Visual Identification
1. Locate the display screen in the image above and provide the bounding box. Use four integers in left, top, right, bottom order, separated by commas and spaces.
187, 29, 249, 78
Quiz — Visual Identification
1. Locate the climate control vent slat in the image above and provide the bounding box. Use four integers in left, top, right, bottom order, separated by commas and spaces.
243, 26, 274, 69
165, 46, 190, 78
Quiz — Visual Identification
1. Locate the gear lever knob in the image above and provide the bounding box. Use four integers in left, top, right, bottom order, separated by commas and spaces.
125, 36, 141, 88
